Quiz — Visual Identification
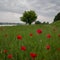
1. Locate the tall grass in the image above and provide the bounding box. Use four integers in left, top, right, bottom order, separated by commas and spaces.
0, 22, 60, 60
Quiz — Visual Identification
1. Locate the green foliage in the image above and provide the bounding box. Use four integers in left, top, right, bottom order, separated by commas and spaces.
42, 22, 49, 24
35, 21, 41, 24
43, 22, 46, 24
20, 10, 37, 25
54, 12, 60, 22
52, 20, 60, 26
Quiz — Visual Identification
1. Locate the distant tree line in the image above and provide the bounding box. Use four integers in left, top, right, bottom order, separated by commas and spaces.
35, 21, 49, 24
0, 22, 21, 25
20, 10, 60, 25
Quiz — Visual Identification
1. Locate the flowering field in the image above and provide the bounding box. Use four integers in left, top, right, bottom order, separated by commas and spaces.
0, 23, 60, 60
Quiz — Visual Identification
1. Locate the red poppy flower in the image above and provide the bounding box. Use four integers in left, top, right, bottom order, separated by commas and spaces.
7, 54, 13, 59
17, 35, 22, 40
47, 34, 51, 38
3, 49, 8, 54
30, 33, 33, 37
21, 46, 26, 51
58, 34, 60, 37
30, 52, 37, 58
46, 45, 50, 50
37, 29, 42, 34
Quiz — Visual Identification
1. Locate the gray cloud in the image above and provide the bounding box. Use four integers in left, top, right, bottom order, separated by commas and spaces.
0, 0, 29, 13
0, 0, 60, 23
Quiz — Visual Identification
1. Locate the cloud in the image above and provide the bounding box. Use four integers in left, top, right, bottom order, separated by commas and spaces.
0, 0, 60, 23
0, 11, 24, 23
37, 15, 53, 23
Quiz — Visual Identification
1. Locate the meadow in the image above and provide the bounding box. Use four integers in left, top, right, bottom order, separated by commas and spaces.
0, 21, 60, 60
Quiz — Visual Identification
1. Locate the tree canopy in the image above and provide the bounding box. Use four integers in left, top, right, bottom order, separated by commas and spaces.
20, 10, 37, 25
54, 12, 60, 22
35, 21, 41, 24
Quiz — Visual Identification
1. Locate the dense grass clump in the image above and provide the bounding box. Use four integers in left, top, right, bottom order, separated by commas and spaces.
0, 21, 60, 60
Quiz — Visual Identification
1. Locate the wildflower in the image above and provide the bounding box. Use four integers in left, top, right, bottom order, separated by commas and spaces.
47, 34, 51, 38
30, 33, 33, 37
21, 46, 26, 51
37, 29, 42, 34
3, 49, 8, 54
7, 54, 12, 59
46, 45, 50, 50
30, 52, 37, 59
17, 35, 22, 40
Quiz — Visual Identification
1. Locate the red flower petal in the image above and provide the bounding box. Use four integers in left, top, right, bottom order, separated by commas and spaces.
37, 29, 42, 34
30, 33, 33, 36
46, 45, 50, 50
47, 34, 51, 38
7, 54, 13, 59
3, 49, 8, 54
30, 52, 37, 58
21, 46, 26, 51
17, 35, 22, 40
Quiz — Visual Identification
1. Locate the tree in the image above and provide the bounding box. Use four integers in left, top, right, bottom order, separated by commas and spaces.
54, 12, 60, 22
43, 22, 49, 24
35, 21, 41, 24
20, 10, 37, 25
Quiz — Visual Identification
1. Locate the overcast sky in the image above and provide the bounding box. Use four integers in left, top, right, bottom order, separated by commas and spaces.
0, 0, 60, 23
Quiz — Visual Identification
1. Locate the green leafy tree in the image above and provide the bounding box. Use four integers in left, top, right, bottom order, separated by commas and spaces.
43, 22, 49, 24
20, 10, 37, 25
54, 12, 60, 22
43, 22, 46, 24
35, 21, 41, 24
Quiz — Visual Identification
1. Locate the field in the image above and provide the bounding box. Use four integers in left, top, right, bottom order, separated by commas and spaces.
0, 21, 60, 60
